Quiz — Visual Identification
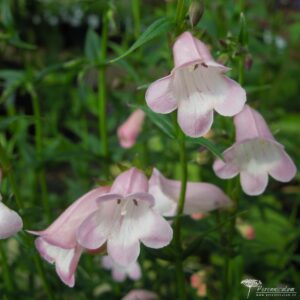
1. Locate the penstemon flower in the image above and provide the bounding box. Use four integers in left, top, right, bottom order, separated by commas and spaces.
122, 289, 158, 300
0, 198, 23, 240
213, 105, 297, 195
146, 31, 246, 137
76, 167, 173, 267
149, 168, 231, 217
29, 186, 110, 287
117, 109, 145, 148
101, 255, 141, 282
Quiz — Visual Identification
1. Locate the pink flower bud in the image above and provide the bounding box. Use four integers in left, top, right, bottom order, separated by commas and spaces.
117, 109, 145, 148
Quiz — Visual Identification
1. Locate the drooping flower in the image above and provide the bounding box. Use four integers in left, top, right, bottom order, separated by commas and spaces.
101, 255, 141, 282
146, 31, 246, 137
149, 168, 231, 217
29, 186, 109, 287
122, 289, 158, 300
77, 168, 173, 267
0, 199, 23, 239
117, 109, 145, 148
213, 105, 297, 196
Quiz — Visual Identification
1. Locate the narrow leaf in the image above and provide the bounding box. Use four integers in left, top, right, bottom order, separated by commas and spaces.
109, 17, 174, 63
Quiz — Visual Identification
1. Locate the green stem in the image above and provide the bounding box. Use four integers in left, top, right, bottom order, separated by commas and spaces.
98, 12, 109, 178
173, 129, 188, 300
175, 0, 186, 34
0, 242, 14, 293
27, 84, 51, 222
132, 0, 141, 38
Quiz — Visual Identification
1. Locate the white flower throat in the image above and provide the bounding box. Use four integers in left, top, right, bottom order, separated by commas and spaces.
117, 198, 138, 216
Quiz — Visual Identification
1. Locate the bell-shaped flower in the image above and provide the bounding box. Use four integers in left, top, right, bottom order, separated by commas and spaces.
101, 255, 141, 282
146, 31, 246, 137
29, 186, 110, 287
76, 167, 173, 267
0, 199, 23, 239
213, 105, 297, 195
122, 289, 158, 300
149, 168, 231, 217
117, 109, 145, 148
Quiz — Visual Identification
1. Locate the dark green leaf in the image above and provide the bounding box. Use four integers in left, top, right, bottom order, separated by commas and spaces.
186, 136, 224, 159
84, 28, 101, 62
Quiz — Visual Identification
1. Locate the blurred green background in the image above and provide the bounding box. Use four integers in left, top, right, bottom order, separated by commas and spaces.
0, 0, 299, 299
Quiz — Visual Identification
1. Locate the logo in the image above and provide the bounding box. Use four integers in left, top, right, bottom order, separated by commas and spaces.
241, 279, 297, 298
241, 279, 262, 298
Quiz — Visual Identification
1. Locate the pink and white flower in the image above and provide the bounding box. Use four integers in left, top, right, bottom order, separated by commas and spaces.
101, 255, 141, 282
77, 168, 173, 267
29, 186, 110, 287
149, 168, 231, 217
122, 289, 158, 300
117, 109, 145, 148
146, 31, 246, 137
213, 105, 297, 196
0, 199, 23, 239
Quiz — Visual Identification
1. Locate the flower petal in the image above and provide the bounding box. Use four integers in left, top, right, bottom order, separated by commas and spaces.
28, 186, 110, 248
110, 168, 149, 195
0, 202, 23, 239
122, 290, 158, 300
35, 237, 82, 288
240, 171, 269, 196
145, 75, 177, 114
234, 105, 275, 142
213, 148, 239, 179
139, 209, 173, 248
177, 99, 214, 137
214, 77, 246, 117
76, 200, 116, 250
128, 262, 142, 281
269, 149, 297, 182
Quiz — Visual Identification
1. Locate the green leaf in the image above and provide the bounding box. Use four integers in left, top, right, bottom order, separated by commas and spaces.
109, 17, 174, 63
185, 136, 224, 159
133, 105, 176, 139
9, 34, 36, 50
84, 28, 101, 62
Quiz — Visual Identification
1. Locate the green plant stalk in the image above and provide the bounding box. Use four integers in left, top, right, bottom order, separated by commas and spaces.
0, 242, 14, 293
175, 0, 186, 34
173, 129, 188, 300
98, 12, 109, 178
27, 85, 51, 222
132, 0, 141, 38
223, 53, 245, 300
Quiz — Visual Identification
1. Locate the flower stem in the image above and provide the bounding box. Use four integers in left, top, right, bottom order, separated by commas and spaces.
0, 242, 14, 293
173, 128, 188, 300
175, 0, 186, 34
132, 0, 141, 39
27, 84, 51, 222
98, 11, 109, 178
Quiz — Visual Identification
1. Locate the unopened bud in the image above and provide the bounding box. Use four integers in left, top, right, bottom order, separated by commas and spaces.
189, 0, 204, 28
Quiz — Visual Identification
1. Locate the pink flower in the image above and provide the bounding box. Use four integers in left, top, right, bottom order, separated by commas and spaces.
77, 168, 173, 267
101, 255, 141, 282
29, 186, 110, 287
190, 271, 207, 297
146, 31, 246, 137
117, 109, 145, 148
213, 105, 297, 196
0, 200, 23, 239
149, 168, 231, 217
122, 289, 158, 300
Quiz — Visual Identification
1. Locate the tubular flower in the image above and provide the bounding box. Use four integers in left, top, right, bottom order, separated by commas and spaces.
146, 31, 246, 137
77, 168, 173, 267
122, 290, 158, 300
117, 109, 145, 148
29, 186, 110, 287
149, 168, 231, 217
213, 105, 297, 196
0, 199, 23, 239
101, 255, 141, 282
